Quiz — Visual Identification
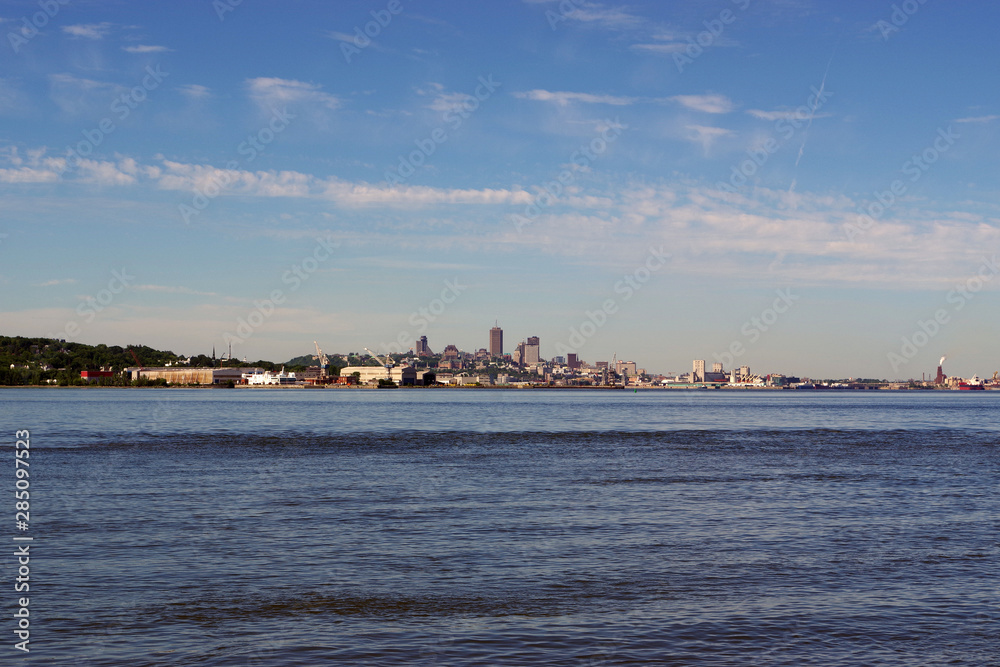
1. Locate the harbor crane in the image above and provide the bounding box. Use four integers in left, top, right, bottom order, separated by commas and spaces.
313, 341, 329, 378
364, 347, 394, 380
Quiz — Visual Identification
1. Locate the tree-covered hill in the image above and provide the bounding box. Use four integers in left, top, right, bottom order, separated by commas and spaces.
0, 336, 187, 385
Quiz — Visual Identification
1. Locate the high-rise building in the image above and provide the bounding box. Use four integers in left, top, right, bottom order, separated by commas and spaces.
513, 340, 526, 366
693, 359, 706, 382
739, 365, 750, 380
617, 360, 637, 376
525, 336, 540, 364
712, 362, 723, 373
415, 336, 432, 356
489, 324, 503, 358
567, 353, 580, 370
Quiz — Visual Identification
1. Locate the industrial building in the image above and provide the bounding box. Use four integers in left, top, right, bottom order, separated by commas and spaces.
125, 367, 263, 385
338, 366, 433, 386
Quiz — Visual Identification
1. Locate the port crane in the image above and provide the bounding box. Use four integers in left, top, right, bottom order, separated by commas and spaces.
313, 341, 329, 378
364, 347, 394, 380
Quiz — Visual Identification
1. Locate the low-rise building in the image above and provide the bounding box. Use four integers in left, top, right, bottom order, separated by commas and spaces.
80, 369, 114, 383
339, 366, 419, 386
243, 369, 299, 385
125, 366, 263, 385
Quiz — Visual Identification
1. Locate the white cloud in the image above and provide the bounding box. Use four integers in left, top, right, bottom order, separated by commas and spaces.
514, 89, 638, 106
178, 84, 211, 99
326, 31, 356, 42
685, 124, 733, 153
955, 115, 999, 124
34, 278, 77, 287
122, 44, 171, 53
246, 77, 340, 112
0, 167, 59, 183
669, 94, 735, 114
630, 43, 687, 54
566, 5, 643, 29
133, 285, 218, 296
48, 73, 122, 116
747, 108, 833, 121
62, 23, 113, 39
426, 91, 476, 114
0, 78, 29, 114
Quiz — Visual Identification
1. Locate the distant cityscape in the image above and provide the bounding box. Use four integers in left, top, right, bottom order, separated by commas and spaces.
102, 324, 998, 390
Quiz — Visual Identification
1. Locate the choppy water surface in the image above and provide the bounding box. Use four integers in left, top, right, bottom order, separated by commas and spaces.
3, 389, 998, 665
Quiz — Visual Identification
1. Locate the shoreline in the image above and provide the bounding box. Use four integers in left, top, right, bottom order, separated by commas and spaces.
1, 384, 992, 392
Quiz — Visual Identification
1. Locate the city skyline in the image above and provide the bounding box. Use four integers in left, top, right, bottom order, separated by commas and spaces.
1, 1, 998, 379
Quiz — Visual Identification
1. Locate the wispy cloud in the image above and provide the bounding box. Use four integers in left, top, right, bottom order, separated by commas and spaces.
35, 278, 77, 287
630, 43, 687, 54
246, 77, 340, 112
955, 114, 998, 124
685, 124, 733, 153
48, 74, 123, 116
514, 89, 638, 106
747, 108, 833, 121
669, 94, 735, 114
523, 0, 644, 29
133, 284, 218, 296
632, 29, 739, 55
326, 31, 356, 43
62, 23, 114, 39
178, 84, 211, 99
122, 44, 171, 53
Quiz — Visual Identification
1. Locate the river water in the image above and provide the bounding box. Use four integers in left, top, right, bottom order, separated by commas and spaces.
3, 388, 998, 665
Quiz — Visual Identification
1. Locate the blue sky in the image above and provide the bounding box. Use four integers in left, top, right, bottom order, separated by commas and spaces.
1, 0, 998, 379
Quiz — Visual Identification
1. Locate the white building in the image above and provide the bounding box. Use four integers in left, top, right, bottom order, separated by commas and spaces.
339, 366, 420, 386
243, 368, 299, 385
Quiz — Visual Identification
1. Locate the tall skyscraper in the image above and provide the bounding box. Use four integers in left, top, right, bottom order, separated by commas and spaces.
525, 336, 540, 364
415, 336, 432, 356
567, 353, 579, 370
489, 324, 503, 358
693, 359, 706, 382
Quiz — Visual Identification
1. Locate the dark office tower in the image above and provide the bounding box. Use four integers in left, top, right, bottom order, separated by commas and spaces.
415, 336, 431, 356
489, 324, 503, 358
567, 353, 579, 370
